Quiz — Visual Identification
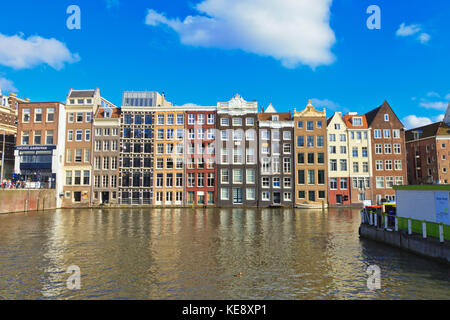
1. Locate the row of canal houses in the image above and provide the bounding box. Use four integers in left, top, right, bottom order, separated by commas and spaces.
12, 88, 409, 208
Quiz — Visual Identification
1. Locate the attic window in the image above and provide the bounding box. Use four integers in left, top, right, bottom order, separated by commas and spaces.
272, 115, 279, 121
352, 117, 362, 126
384, 114, 389, 121
413, 131, 422, 140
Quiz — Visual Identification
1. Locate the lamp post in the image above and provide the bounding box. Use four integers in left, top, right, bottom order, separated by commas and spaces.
1, 129, 5, 182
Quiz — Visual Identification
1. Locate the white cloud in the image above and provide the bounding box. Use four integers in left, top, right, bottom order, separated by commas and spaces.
0, 77, 17, 92
426, 91, 440, 98
396, 23, 430, 44
419, 101, 448, 110
145, 0, 336, 68
433, 114, 445, 122
0, 33, 80, 70
396, 23, 421, 36
418, 33, 430, 44
445, 93, 450, 100
402, 115, 433, 129
310, 98, 340, 110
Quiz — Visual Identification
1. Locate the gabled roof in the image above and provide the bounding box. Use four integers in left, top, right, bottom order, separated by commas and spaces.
364, 100, 403, 127
405, 121, 450, 141
258, 112, 292, 121
69, 90, 96, 98
95, 106, 121, 119
264, 103, 277, 113
343, 114, 368, 129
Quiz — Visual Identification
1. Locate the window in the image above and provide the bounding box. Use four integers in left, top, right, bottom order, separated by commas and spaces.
246, 117, 254, 126
340, 159, 347, 171
273, 177, 281, 188
375, 144, 382, 154
262, 192, 270, 201
363, 162, 369, 173
307, 136, 314, 147
393, 129, 400, 138
233, 130, 243, 141
362, 147, 368, 157
221, 149, 229, 164
376, 160, 383, 170
352, 117, 362, 126
84, 149, 90, 163
46, 130, 54, 144
386, 177, 394, 188
307, 153, 314, 164
86, 112, 92, 123
284, 177, 291, 188
307, 170, 315, 185
340, 134, 346, 142
384, 114, 389, 121
47, 108, 55, 122
35, 108, 42, 122
75, 149, 82, 162
297, 170, 305, 185
207, 114, 214, 124
385, 160, 393, 170
76, 112, 83, 122
272, 130, 280, 141
297, 136, 304, 147
262, 177, 270, 188
85, 130, 91, 141
340, 146, 347, 154
23, 109, 31, 122
330, 159, 337, 171
233, 169, 243, 184
352, 147, 358, 157
220, 118, 229, 126
233, 188, 243, 204
232, 118, 242, 126
384, 144, 392, 154
394, 144, 401, 154
167, 114, 174, 125
246, 188, 255, 200
221, 188, 229, 200
157, 114, 165, 125
329, 134, 336, 142
395, 176, 404, 185
177, 114, 184, 125
394, 160, 402, 170
74, 171, 81, 185
246, 148, 255, 164
317, 170, 325, 185
297, 121, 303, 129
298, 191, 305, 199
261, 130, 270, 140
374, 129, 381, 139
353, 162, 359, 173
317, 153, 324, 164
283, 131, 291, 140
272, 115, 279, 121
330, 178, 337, 190
221, 169, 229, 184
317, 136, 324, 147
33, 130, 42, 145
340, 178, 348, 189
67, 149, 73, 162
233, 148, 243, 164
376, 177, 385, 188
283, 158, 291, 173
383, 129, 391, 138
83, 171, 90, 185
307, 121, 314, 131
66, 171, 72, 185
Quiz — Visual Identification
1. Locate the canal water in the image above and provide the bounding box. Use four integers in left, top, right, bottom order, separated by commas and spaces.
0, 208, 449, 299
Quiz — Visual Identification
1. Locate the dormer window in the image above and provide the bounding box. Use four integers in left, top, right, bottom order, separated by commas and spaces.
70, 99, 75, 104
384, 114, 389, 121
352, 117, 362, 126
272, 115, 279, 121
77, 99, 84, 104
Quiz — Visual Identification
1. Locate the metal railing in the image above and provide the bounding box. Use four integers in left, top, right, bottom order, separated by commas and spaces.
361, 211, 449, 242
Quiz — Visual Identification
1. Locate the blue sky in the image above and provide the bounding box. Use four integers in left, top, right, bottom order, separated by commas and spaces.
0, 0, 449, 128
